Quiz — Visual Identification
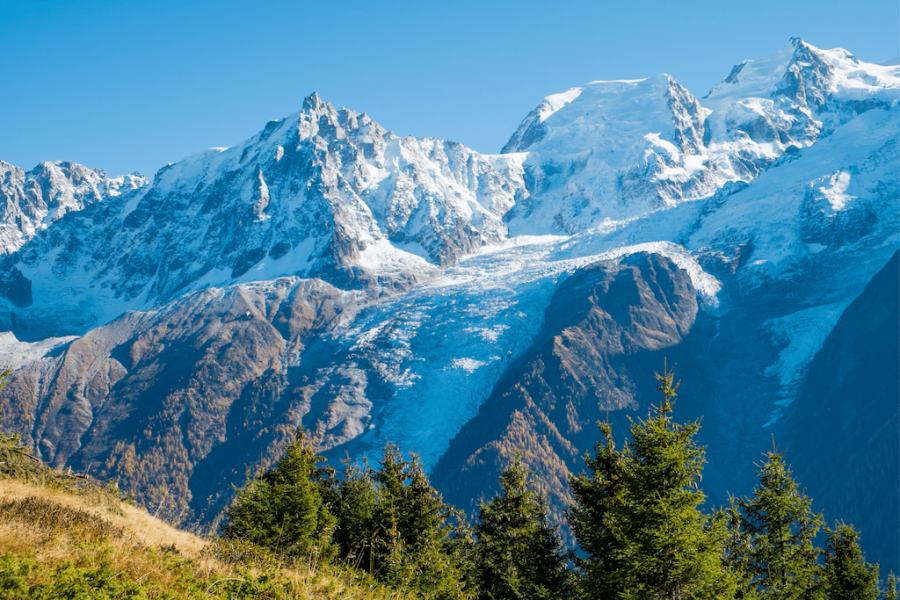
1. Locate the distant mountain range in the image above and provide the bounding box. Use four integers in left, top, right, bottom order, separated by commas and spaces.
1, 39, 896, 570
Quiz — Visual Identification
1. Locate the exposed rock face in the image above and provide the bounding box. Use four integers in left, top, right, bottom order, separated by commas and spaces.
1, 278, 369, 523
0, 93, 525, 338
785, 251, 899, 574
0, 160, 146, 254
431, 252, 699, 516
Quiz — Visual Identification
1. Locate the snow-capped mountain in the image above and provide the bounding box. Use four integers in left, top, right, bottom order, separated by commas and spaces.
0, 93, 526, 337
502, 73, 716, 232
0, 39, 897, 568
502, 38, 898, 234
0, 160, 146, 254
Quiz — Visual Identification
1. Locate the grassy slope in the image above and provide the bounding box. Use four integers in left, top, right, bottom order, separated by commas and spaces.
0, 437, 409, 599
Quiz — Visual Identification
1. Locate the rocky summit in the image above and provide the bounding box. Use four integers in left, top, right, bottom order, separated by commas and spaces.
0, 39, 897, 569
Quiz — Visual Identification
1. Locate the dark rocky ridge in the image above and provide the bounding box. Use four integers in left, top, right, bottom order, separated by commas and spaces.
785, 250, 899, 574
432, 252, 708, 517
431, 247, 900, 561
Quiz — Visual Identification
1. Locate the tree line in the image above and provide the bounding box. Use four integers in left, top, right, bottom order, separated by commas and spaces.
220, 364, 896, 600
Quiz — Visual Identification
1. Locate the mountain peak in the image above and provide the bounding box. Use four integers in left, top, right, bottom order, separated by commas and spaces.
705, 37, 899, 114
705, 39, 816, 99
0, 159, 148, 255
302, 91, 326, 111
502, 74, 683, 155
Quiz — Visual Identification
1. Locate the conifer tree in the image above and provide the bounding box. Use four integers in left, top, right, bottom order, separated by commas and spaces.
332, 457, 379, 572
334, 444, 472, 599
732, 452, 824, 599
473, 454, 572, 600
0, 366, 18, 445
885, 574, 898, 600
376, 444, 465, 597
568, 362, 738, 599
720, 496, 759, 599
821, 524, 879, 600
220, 427, 336, 562
567, 421, 629, 597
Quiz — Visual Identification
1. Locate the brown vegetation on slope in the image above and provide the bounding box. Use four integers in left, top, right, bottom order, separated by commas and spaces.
0, 278, 367, 527
432, 252, 699, 519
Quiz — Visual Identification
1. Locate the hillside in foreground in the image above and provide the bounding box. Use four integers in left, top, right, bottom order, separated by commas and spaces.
0, 434, 410, 599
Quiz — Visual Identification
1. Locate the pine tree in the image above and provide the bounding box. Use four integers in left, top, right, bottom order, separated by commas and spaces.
567, 421, 629, 597
334, 444, 472, 599
568, 362, 738, 599
220, 427, 336, 562
0, 366, 18, 445
732, 451, 823, 599
821, 523, 879, 600
332, 457, 380, 573
719, 496, 759, 599
885, 574, 898, 600
473, 453, 572, 600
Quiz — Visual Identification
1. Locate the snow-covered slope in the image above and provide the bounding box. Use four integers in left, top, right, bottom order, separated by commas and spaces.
502, 38, 898, 236
502, 74, 716, 232
0, 93, 526, 336
702, 38, 899, 181
0, 160, 146, 253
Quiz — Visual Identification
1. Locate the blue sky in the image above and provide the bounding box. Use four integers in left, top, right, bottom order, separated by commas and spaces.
2, 0, 898, 178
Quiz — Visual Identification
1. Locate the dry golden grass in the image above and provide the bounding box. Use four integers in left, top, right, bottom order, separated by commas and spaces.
0, 477, 216, 590
0, 478, 203, 555
0, 473, 411, 599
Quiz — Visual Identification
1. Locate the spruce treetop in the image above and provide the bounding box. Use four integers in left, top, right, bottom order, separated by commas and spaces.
569, 361, 738, 599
